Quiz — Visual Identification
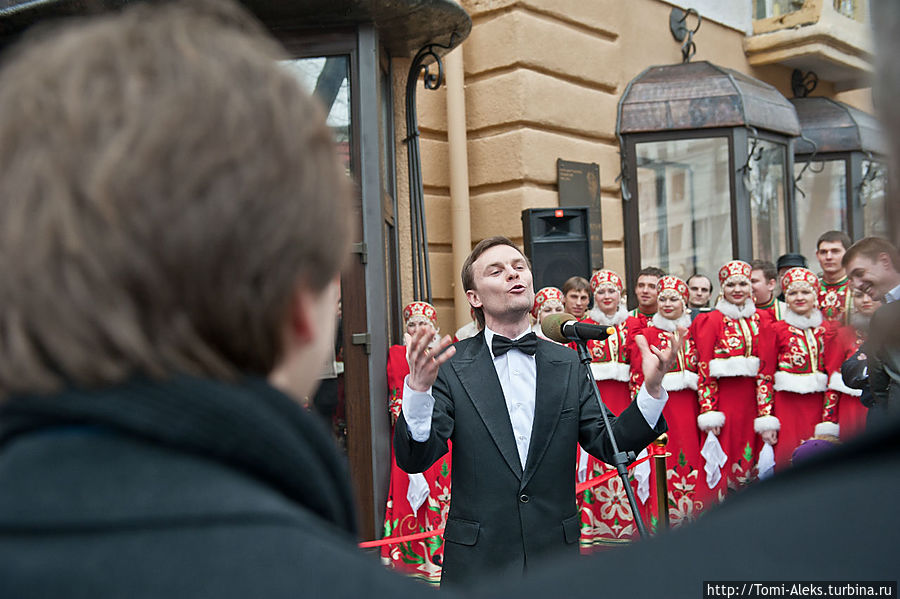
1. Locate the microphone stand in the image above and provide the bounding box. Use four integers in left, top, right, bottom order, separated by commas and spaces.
574, 340, 649, 539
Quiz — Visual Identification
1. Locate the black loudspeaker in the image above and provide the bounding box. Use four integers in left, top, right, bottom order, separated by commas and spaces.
521, 207, 591, 291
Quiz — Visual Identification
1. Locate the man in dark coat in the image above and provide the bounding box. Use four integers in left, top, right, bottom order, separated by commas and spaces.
394, 237, 680, 587
844, 237, 900, 424
0, 4, 425, 598
509, 414, 900, 599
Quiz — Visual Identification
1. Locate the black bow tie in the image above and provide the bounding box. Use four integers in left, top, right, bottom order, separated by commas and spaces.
491, 332, 538, 357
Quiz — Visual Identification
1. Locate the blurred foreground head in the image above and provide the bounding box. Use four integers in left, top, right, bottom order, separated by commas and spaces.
873, 0, 900, 242
0, 0, 350, 397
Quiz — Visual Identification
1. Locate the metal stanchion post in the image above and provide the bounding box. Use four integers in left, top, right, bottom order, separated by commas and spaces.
653, 434, 670, 533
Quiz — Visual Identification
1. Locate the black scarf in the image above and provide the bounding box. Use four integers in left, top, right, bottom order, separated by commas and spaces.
0, 374, 358, 537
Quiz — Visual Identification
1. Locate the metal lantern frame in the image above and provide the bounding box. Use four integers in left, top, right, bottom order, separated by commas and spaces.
617, 60, 801, 302
791, 95, 887, 241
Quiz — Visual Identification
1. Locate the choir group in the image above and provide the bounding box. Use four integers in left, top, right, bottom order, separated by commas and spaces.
379, 231, 873, 582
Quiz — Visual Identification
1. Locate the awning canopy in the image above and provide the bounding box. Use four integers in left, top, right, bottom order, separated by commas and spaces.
619, 60, 800, 137
0, 0, 471, 57
791, 96, 885, 156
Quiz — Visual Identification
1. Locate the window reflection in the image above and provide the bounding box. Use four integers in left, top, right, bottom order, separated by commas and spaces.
282, 56, 351, 171
746, 139, 787, 263
754, 0, 805, 19
282, 55, 352, 451
795, 159, 846, 262
861, 159, 887, 237
636, 137, 732, 285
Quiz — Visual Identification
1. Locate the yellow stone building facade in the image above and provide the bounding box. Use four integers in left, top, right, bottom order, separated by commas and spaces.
395, 0, 875, 333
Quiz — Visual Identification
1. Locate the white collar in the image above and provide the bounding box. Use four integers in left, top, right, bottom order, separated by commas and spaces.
715, 297, 756, 319
651, 311, 691, 332
588, 304, 627, 326
782, 308, 823, 330
885, 283, 900, 304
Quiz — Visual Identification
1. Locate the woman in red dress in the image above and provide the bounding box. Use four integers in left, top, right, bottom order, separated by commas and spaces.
629, 275, 708, 526
576, 269, 649, 548
758, 268, 840, 472
692, 260, 773, 500
381, 301, 451, 585
532, 286, 565, 340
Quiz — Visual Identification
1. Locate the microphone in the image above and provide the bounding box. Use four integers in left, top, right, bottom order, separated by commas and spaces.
541, 313, 615, 344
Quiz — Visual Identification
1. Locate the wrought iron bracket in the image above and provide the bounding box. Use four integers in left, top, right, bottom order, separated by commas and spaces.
791, 69, 818, 98
739, 126, 762, 193
404, 35, 458, 303
670, 8, 701, 63
793, 134, 823, 199
858, 152, 881, 202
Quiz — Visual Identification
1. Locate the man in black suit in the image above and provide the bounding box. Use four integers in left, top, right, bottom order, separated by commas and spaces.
394, 236, 681, 587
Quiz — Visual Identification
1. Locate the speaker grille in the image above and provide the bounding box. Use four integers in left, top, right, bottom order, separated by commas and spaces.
522, 208, 591, 290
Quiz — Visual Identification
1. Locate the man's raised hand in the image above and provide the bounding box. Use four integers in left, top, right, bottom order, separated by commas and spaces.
406, 327, 456, 392
636, 327, 687, 398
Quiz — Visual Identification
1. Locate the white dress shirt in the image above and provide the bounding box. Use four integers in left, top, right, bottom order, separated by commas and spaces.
884, 283, 900, 304
402, 325, 668, 469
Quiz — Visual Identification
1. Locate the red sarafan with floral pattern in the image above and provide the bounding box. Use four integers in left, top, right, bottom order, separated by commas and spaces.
818, 276, 852, 325
630, 326, 697, 389
825, 325, 868, 439
381, 345, 451, 585
629, 322, 712, 525
628, 309, 653, 330
585, 319, 630, 365
572, 313, 649, 550
758, 317, 841, 469
691, 307, 773, 495
694, 309, 772, 415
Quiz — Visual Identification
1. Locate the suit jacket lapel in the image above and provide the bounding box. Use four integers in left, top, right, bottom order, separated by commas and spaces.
453, 332, 523, 480
522, 341, 569, 488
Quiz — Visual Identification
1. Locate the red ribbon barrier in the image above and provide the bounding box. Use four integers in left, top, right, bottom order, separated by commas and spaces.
575, 453, 652, 494
359, 527, 444, 549
360, 453, 655, 549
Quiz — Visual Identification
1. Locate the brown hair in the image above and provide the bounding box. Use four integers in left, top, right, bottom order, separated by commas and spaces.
0, 1, 350, 395
749, 260, 777, 281
817, 230, 852, 251
638, 266, 666, 279
843, 237, 900, 271
686, 273, 711, 288
562, 276, 591, 295
461, 236, 530, 329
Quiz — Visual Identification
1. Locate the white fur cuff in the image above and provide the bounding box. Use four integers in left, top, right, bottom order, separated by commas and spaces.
773, 371, 827, 394
709, 356, 760, 378
815, 421, 840, 438
662, 370, 699, 391
754, 415, 781, 433
698, 410, 726, 431
828, 371, 863, 397
590, 361, 631, 382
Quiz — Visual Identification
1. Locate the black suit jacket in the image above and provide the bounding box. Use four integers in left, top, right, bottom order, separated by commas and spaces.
393, 332, 665, 587
863, 301, 900, 423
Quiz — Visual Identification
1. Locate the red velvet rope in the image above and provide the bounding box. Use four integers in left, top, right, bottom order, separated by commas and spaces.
359, 452, 657, 549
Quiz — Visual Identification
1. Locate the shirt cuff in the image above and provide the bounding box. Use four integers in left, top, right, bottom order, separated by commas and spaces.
636, 383, 668, 428
401, 375, 435, 442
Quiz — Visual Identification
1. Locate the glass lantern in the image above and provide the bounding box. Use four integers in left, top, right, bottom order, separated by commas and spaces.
618, 61, 800, 300
792, 96, 887, 264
